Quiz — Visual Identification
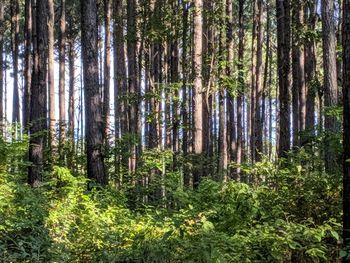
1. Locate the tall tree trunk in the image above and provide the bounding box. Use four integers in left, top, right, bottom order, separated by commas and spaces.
236, 0, 245, 178
276, 0, 291, 158
342, 0, 350, 252
114, 0, 128, 137
81, 0, 107, 186
103, 0, 111, 148
59, 0, 66, 164
28, 0, 48, 186
48, 0, 56, 149
305, 0, 317, 139
193, 0, 204, 187
263, 0, 271, 156
250, 0, 258, 163
11, 0, 20, 129
322, 0, 339, 172
292, 0, 306, 147
226, 0, 236, 173
182, 2, 190, 187
113, 0, 127, 178
218, 0, 228, 180
23, 0, 32, 134
67, 39, 75, 170
127, 0, 138, 173
254, 0, 264, 162
0, 2, 4, 135
171, 2, 180, 169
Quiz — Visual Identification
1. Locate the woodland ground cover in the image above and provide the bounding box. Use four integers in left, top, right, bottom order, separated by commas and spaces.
0, 139, 342, 262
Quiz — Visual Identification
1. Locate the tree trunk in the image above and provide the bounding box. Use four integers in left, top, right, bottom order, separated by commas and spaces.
305, 0, 317, 139
263, 0, 271, 156
67, 39, 75, 170
23, 0, 32, 134
28, 0, 48, 187
226, 0, 236, 173
81, 0, 107, 186
0, 2, 4, 135
250, 0, 258, 163
276, 0, 291, 158
127, 0, 138, 173
291, 0, 305, 147
113, 0, 128, 177
48, 0, 56, 149
11, 0, 20, 129
103, 0, 112, 148
342, 0, 350, 252
59, 0, 66, 164
254, 0, 263, 162
322, 0, 338, 172
193, 0, 204, 188
236, 0, 245, 178
182, 2, 190, 187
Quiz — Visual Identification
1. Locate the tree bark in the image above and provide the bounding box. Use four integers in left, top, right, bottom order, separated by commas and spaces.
23, 0, 32, 135
305, 0, 317, 139
226, 0, 236, 173
292, 0, 305, 147
67, 39, 75, 170
114, 0, 128, 138
11, 0, 20, 128
81, 0, 107, 186
48, 0, 56, 149
322, 0, 339, 172
193, 0, 204, 187
342, 0, 350, 253
103, 0, 112, 148
28, 0, 48, 187
276, 0, 291, 158
127, 0, 138, 173
0, 2, 4, 135
182, 2, 190, 187
236, 0, 245, 178
254, 0, 264, 162
59, 0, 66, 164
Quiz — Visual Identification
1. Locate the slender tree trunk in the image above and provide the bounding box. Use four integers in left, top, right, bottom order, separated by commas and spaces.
236, 0, 245, 178
322, 0, 339, 172
114, 0, 128, 178
103, 0, 112, 148
250, 0, 258, 163
182, 2, 190, 187
342, 0, 350, 253
254, 0, 264, 162
0, 2, 4, 135
226, 0, 236, 174
276, 0, 291, 158
305, 0, 317, 139
67, 39, 75, 170
28, 0, 48, 186
263, 0, 271, 156
193, 0, 204, 187
171, 2, 180, 169
11, 0, 20, 129
48, 0, 56, 149
81, 0, 107, 186
59, 0, 66, 164
23, 0, 32, 135
218, 0, 228, 180
127, 0, 138, 173
291, 0, 301, 147
115, 0, 128, 137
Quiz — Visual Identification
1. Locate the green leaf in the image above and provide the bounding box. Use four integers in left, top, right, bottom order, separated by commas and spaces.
330, 230, 339, 241
340, 250, 348, 258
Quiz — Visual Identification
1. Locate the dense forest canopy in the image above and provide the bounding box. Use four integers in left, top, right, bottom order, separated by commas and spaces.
0, 0, 350, 262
